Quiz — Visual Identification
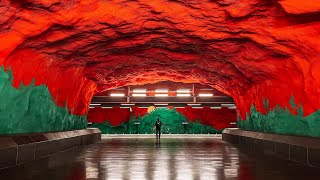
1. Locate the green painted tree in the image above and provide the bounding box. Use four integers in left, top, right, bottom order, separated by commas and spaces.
89, 108, 222, 134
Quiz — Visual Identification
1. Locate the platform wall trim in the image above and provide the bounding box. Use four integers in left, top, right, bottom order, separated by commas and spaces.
0, 128, 101, 170
222, 128, 320, 167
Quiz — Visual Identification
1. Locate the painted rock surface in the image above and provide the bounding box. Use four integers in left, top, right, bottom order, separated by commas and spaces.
0, 0, 320, 135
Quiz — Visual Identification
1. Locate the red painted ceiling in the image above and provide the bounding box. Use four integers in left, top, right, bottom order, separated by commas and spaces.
1, 0, 320, 118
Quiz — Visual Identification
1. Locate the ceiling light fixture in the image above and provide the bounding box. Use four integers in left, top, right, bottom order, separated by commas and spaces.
177, 89, 190, 93
221, 103, 235, 107
121, 103, 135, 106
155, 89, 168, 93
132, 93, 146, 97
110, 93, 125, 97
187, 104, 201, 106
133, 89, 147, 93
155, 94, 168, 97
177, 94, 191, 97
210, 107, 222, 109
199, 93, 213, 97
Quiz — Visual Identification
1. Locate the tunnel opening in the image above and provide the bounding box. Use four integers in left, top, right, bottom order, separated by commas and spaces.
0, 0, 320, 137
1, 0, 320, 177
87, 81, 237, 134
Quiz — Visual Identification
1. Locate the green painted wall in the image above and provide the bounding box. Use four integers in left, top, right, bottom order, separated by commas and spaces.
89, 108, 222, 134
0, 67, 86, 134
238, 97, 320, 137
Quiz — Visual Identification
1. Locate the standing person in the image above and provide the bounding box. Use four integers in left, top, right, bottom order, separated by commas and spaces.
155, 118, 162, 139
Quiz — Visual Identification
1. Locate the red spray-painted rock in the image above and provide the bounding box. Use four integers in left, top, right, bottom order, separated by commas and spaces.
0, 0, 320, 119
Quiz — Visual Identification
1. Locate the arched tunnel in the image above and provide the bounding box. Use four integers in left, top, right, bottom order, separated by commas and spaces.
1, 0, 320, 179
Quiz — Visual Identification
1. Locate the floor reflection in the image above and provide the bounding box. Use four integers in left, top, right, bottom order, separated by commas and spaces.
0, 137, 320, 180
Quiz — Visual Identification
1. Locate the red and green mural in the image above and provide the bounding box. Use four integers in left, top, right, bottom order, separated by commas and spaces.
87, 106, 237, 134
1, 0, 320, 137
0, 66, 87, 134
0, 49, 96, 135
238, 97, 320, 137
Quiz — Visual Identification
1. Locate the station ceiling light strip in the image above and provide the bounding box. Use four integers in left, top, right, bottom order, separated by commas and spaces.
90, 103, 101, 106
210, 107, 222, 109
177, 94, 191, 97
221, 103, 235, 107
228, 106, 237, 109
132, 93, 146, 97
154, 103, 168, 106
155, 94, 168, 97
102, 107, 113, 109
132, 89, 147, 93
121, 103, 135, 106
177, 89, 190, 93
155, 89, 168, 93
199, 93, 213, 97
187, 104, 201, 106
110, 93, 125, 97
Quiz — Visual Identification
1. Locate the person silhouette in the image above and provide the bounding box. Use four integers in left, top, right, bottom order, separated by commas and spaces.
155, 118, 162, 139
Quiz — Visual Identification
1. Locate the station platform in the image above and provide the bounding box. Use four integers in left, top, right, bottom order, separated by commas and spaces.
1, 134, 320, 179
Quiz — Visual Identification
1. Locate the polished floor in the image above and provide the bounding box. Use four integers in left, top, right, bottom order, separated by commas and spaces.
0, 136, 319, 180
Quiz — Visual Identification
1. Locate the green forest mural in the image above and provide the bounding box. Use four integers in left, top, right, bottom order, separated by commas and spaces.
89, 108, 222, 134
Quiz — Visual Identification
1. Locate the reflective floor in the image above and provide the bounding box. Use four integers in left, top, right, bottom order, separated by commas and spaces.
1, 136, 320, 180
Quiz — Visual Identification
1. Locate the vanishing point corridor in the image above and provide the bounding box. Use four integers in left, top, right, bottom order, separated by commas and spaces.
1, 136, 319, 180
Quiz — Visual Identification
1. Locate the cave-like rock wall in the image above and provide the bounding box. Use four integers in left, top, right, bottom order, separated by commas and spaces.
0, 0, 320, 135
88, 108, 229, 134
